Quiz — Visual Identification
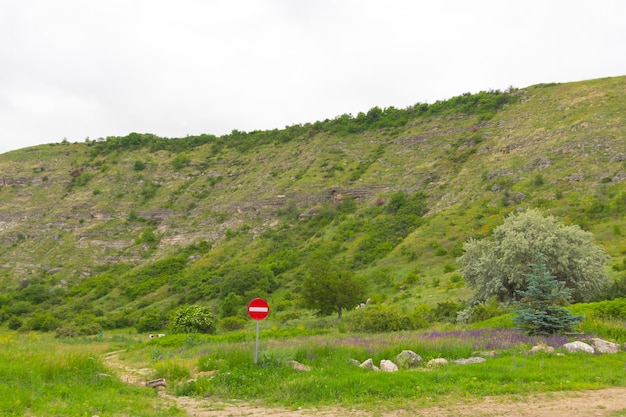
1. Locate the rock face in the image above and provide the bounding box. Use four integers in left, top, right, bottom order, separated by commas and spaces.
380, 360, 398, 372
590, 338, 621, 354
395, 350, 422, 369
563, 341, 594, 354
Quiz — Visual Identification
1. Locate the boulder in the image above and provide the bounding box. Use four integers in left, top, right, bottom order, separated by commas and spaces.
454, 357, 486, 365
359, 358, 379, 371
380, 359, 398, 372
529, 343, 555, 354
590, 338, 621, 354
396, 350, 422, 369
426, 358, 448, 368
563, 341, 594, 354
286, 360, 311, 372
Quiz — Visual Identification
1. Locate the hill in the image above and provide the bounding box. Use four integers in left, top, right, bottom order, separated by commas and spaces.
0, 75, 625, 332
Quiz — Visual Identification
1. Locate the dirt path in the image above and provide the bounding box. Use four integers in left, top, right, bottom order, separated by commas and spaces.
104, 351, 626, 417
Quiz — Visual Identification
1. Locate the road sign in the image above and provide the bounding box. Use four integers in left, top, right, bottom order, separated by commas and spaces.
248, 298, 270, 321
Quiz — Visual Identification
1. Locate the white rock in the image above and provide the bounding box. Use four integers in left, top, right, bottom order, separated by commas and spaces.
563, 341, 594, 354
590, 338, 621, 354
380, 359, 398, 372
426, 358, 448, 368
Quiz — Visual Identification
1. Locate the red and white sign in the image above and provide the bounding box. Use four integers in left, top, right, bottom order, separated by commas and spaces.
247, 298, 270, 320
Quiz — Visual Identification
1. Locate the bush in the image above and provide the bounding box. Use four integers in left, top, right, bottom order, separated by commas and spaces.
218, 316, 247, 332
349, 305, 412, 332
7, 317, 22, 330
170, 305, 216, 334
135, 310, 168, 333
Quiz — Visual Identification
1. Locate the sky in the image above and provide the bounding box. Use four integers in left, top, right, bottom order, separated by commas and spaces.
1, 1, 625, 155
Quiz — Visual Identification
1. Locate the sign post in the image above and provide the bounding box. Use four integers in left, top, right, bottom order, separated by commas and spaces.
247, 298, 270, 364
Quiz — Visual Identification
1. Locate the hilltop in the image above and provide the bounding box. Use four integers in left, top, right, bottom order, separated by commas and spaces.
0, 75, 624, 332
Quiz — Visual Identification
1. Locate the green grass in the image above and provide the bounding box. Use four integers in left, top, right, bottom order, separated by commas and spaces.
125, 326, 626, 409
0, 331, 184, 416
1, 323, 625, 414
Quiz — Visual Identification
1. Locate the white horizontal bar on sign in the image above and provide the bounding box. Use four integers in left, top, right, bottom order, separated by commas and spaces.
249, 307, 269, 312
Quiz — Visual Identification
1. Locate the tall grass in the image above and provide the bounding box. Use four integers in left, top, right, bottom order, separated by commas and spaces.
0, 331, 184, 417
147, 327, 626, 409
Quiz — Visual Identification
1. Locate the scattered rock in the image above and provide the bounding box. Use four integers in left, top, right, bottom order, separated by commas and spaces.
568, 173, 584, 182
611, 153, 626, 162
396, 350, 422, 369
348, 358, 361, 367
286, 360, 311, 372
426, 358, 448, 368
529, 343, 555, 354
590, 338, 621, 354
380, 360, 398, 372
359, 358, 379, 371
454, 357, 487, 365
473, 350, 500, 357
563, 341, 594, 354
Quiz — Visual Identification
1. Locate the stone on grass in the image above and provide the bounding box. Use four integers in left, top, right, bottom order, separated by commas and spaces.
563, 341, 594, 354
529, 343, 555, 354
396, 350, 422, 369
286, 360, 311, 372
348, 358, 361, 367
380, 359, 398, 372
454, 357, 486, 365
426, 358, 448, 368
359, 358, 380, 371
590, 338, 621, 354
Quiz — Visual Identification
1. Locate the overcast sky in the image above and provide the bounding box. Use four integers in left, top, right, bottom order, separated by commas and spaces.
1, 1, 625, 155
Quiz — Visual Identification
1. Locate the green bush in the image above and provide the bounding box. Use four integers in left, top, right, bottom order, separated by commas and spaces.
7, 317, 22, 330
349, 305, 412, 332
135, 310, 168, 333
170, 305, 216, 334
218, 316, 247, 332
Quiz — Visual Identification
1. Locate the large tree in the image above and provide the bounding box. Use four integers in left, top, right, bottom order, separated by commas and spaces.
458, 209, 609, 303
301, 258, 366, 319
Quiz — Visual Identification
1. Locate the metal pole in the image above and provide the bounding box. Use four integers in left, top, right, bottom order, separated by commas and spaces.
254, 320, 259, 364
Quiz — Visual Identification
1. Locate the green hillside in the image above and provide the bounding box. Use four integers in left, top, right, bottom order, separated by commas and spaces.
1, 75, 625, 333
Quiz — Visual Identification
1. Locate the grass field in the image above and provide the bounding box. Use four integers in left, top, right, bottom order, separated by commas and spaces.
2, 317, 625, 416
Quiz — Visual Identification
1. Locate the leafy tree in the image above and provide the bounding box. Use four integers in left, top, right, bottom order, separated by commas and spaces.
513, 254, 584, 335
170, 305, 216, 334
220, 292, 244, 318
219, 264, 276, 298
300, 258, 366, 319
458, 209, 609, 303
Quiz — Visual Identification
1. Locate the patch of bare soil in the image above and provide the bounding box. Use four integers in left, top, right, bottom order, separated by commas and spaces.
104, 352, 626, 417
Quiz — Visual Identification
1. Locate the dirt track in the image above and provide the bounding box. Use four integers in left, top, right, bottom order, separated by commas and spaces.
167, 388, 626, 417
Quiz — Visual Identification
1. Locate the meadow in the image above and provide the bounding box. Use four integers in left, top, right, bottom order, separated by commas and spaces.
2, 307, 625, 416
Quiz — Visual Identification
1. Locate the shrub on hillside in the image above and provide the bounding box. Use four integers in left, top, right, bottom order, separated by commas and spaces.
170, 305, 216, 334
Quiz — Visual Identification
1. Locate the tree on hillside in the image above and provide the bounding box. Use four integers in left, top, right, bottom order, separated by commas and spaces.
300, 258, 366, 319
457, 209, 609, 304
513, 254, 583, 335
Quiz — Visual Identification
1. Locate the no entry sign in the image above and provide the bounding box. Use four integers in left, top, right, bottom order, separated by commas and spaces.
248, 298, 270, 321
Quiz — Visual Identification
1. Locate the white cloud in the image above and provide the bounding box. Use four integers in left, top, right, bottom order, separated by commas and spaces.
1, 0, 625, 154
